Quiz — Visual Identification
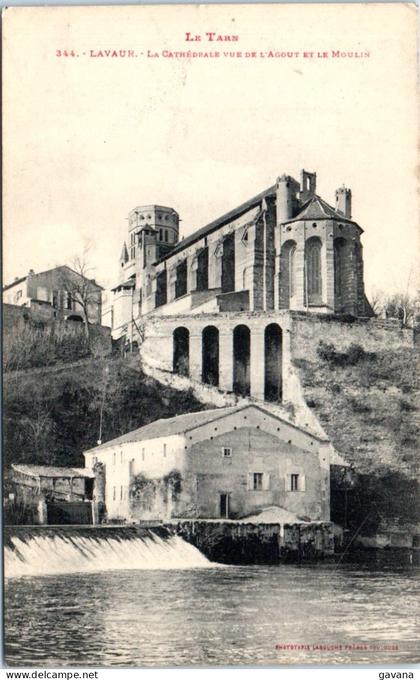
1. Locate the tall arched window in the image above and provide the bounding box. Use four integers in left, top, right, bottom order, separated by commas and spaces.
305, 238, 322, 305
279, 240, 297, 309
289, 245, 296, 298
334, 238, 346, 299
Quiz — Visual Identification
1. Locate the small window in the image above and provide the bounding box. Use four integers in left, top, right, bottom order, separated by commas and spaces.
222, 447, 232, 458
142, 448, 145, 461
248, 472, 270, 491
252, 473, 263, 490
159, 229, 163, 240
164, 230, 168, 243
120, 486, 123, 501
15, 290, 22, 301
163, 443, 167, 458
286, 473, 305, 492
113, 486, 116, 501
291, 473, 299, 491
92, 456, 98, 465
113, 452, 116, 465
120, 451, 123, 463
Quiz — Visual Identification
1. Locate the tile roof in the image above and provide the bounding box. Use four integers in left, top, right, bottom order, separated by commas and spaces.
85, 406, 241, 452
160, 185, 276, 262
84, 403, 327, 454
3, 265, 104, 292
3, 276, 27, 292
12, 464, 95, 479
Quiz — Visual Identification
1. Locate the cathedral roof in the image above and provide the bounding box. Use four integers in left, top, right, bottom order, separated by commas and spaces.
160, 184, 276, 262
284, 195, 362, 230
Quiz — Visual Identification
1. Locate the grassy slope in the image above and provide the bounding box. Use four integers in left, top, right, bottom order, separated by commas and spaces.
294, 343, 419, 533
295, 345, 418, 474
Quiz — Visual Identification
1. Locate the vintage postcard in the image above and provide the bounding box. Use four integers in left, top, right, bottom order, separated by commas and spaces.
2, 2, 419, 669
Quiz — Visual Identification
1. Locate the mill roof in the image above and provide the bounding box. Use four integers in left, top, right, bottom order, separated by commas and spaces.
84, 403, 327, 454
12, 464, 95, 479
85, 407, 240, 452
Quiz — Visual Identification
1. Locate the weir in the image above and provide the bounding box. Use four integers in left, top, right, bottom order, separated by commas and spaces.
4, 525, 212, 578
4, 520, 336, 578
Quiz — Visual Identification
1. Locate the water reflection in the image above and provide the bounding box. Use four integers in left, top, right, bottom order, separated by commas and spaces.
5, 564, 420, 666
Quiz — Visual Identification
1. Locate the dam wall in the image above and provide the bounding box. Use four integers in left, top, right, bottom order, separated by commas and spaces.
5, 520, 336, 573
173, 520, 335, 564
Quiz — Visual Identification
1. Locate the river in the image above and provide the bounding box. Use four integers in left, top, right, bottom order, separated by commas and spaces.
4, 562, 419, 666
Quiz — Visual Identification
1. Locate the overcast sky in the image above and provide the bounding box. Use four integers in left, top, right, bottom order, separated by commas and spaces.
3, 4, 418, 296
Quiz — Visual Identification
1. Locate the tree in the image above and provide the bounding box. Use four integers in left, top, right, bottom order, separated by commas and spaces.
369, 287, 418, 328
369, 288, 386, 317
59, 251, 102, 342
384, 292, 417, 328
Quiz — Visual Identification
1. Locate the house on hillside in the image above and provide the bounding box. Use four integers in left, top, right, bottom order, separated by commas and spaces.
3, 265, 103, 325
83, 404, 331, 523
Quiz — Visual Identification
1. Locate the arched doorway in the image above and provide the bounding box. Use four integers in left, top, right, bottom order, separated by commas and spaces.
264, 323, 282, 402
202, 326, 219, 386
233, 324, 250, 396
173, 327, 189, 376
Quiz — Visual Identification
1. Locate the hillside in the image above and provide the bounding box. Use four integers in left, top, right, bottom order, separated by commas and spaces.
294, 341, 419, 534
4, 340, 419, 538
3, 356, 209, 477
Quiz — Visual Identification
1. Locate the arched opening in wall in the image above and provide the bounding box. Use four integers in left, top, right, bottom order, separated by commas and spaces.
305, 237, 322, 306
233, 324, 250, 396
67, 315, 83, 322
155, 270, 167, 307
202, 325, 219, 386
279, 240, 297, 309
334, 237, 347, 306
221, 233, 235, 293
264, 323, 282, 402
173, 327, 189, 376
196, 247, 209, 291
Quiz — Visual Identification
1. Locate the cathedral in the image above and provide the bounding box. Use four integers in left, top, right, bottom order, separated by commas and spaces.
101, 169, 373, 404
103, 168, 372, 339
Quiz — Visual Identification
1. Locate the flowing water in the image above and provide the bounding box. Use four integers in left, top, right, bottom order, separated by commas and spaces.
4, 532, 420, 667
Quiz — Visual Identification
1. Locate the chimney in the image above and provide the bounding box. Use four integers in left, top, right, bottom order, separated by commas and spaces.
300, 169, 317, 203
335, 186, 352, 218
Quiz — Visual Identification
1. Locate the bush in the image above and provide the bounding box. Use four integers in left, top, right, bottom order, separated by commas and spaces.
346, 344, 366, 365
317, 341, 338, 363
316, 341, 372, 367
